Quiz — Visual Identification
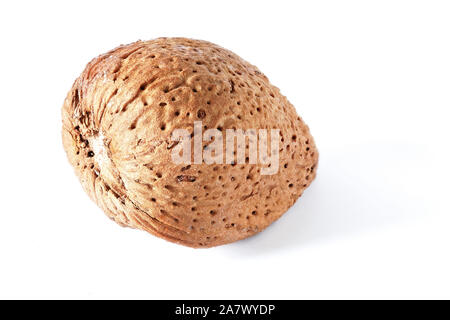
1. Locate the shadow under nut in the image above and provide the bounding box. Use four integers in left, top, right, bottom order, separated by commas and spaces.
61, 37, 318, 248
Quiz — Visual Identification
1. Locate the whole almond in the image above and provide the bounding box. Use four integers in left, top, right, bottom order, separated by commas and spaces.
61, 38, 318, 248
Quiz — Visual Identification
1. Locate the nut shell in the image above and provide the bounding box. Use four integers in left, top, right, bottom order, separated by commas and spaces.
62, 38, 318, 247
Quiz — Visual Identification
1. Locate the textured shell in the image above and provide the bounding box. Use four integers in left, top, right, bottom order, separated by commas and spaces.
62, 38, 318, 248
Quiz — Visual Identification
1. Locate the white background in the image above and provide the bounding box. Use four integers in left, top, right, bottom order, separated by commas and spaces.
0, 0, 449, 299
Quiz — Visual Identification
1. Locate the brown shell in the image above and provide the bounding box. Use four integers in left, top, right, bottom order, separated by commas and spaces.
61, 38, 318, 248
